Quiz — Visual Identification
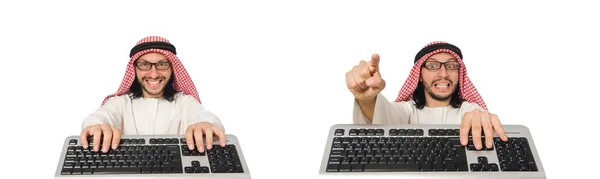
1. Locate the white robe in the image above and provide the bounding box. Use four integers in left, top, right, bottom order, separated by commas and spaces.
353, 93, 484, 124
81, 92, 224, 135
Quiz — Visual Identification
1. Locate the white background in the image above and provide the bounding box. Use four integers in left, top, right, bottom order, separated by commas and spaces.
1, 0, 598, 178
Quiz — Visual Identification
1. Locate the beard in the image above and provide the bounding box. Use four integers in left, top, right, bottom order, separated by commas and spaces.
423, 77, 456, 101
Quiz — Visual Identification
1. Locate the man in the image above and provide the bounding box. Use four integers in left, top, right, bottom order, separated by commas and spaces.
345, 41, 508, 150
80, 36, 225, 154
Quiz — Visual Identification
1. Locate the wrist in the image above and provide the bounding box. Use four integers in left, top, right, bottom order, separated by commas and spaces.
356, 96, 377, 105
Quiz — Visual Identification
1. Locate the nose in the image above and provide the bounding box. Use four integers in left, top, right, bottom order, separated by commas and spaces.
147, 65, 159, 78
437, 65, 449, 77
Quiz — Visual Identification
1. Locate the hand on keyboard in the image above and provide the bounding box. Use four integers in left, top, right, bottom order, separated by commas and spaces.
185, 122, 226, 153
80, 123, 121, 153
460, 110, 508, 150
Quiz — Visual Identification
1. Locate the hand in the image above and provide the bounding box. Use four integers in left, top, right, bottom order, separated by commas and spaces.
460, 110, 509, 150
80, 123, 121, 153
346, 54, 386, 102
185, 122, 226, 152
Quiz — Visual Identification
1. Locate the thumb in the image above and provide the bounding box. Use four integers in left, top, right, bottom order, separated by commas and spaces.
366, 75, 385, 89
369, 53, 380, 73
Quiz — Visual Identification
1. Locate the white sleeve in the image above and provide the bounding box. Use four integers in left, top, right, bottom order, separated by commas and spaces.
182, 96, 225, 132
353, 93, 414, 124
81, 96, 125, 131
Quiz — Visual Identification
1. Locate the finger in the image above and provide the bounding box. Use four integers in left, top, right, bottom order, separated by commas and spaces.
369, 53, 380, 73
358, 60, 372, 80
92, 127, 102, 152
110, 125, 121, 150
481, 111, 494, 149
491, 114, 508, 141
100, 124, 112, 153
366, 75, 384, 88
214, 127, 227, 147
194, 127, 205, 153
346, 70, 358, 90
185, 125, 195, 150
205, 128, 214, 150
353, 65, 368, 89
80, 128, 90, 149
364, 76, 385, 97
472, 111, 483, 150
459, 113, 472, 146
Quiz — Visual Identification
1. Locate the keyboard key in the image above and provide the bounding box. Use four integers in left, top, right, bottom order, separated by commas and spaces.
69, 139, 78, 145
367, 129, 375, 136
478, 156, 488, 164
93, 168, 142, 174
334, 129, 345, 136
389, 129, 398, 136
375, 129, 384, 136
363, 164, 420, 172
349, 129, 358, 136
429, 129, 438, 136
416, 129, 424, 136
470, 164, 480, 171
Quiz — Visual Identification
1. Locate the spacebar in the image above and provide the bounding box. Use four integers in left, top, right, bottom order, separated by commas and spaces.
364, 164, 420, 172
93, 168, 142, 174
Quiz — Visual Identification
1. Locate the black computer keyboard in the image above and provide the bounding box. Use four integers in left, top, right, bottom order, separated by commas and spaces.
325, 127, 539, 172
59, 136, 244, 175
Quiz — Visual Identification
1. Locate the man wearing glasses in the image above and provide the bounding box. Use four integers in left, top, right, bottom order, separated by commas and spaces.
345, 41, 509, 150
79, 36, 226, 154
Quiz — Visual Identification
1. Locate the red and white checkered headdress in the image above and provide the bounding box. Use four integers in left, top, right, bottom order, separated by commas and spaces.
394, 41, 487, 110
101, 36, 201, 106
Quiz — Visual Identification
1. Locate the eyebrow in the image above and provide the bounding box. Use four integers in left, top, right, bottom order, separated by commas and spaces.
427, 57, 457, 62
137, 58, 169, 63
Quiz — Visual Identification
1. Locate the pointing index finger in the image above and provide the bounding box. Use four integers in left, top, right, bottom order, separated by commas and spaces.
369, 54, 380, 73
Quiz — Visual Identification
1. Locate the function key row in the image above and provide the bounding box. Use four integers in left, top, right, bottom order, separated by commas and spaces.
69, 138, 147, 145
429, 129, 488, 137
389, 129, 423, 136
334, 129, 424, 136
349, 129, 385, 136
120, 139, 146, 145
69, 138, 185, 146
335, 129, 385, 136
334, 129, 492, 137
429, 129, 460, 136
149, 138, 179, 144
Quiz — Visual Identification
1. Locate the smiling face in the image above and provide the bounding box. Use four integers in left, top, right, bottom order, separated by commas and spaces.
134, 53, 172, 98
420, 52, 460, 102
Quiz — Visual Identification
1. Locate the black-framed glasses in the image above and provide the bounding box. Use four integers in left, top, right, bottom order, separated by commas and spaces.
135, 61, 171, 71
422, 61, 460, 70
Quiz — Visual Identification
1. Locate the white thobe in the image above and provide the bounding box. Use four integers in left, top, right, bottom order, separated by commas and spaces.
353, 94, 485, 124
81, 92, 224, 135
